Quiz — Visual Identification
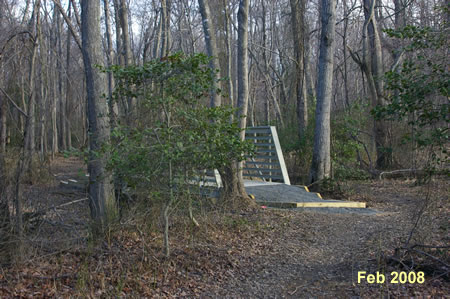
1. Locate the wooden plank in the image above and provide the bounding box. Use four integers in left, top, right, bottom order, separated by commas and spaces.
245, 161, 279, 166
258, 201, 367, 209
255, 149, 276, 153
269, 126, 291, 185
214, 169, 222, 188
246, 127, 272, 133
192, 177, 216, 183
244, 155, 276, 159
246, 136, 272, 140
250, 143, 274, 147
242, 174, 284, 180
244, 167, 282, 173
246, 126, 272, 129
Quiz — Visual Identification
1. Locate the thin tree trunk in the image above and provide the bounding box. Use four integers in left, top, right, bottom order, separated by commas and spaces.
81, 0, 116, 231
143, 7, 160, 61
290, 0, 308, 138
103, 0, 118, 126
14, 0, 41, 258
53, 10, 60, 156
65, 2, 72, 149
0, 91, 6, 153
198, 0, 221, 107
0, 132, 10, 265
262, 0, 270, 124
309, 0, 336, 184
117, 0, 136, 116
0, 58, 9, 260
152, 6, 162, 59
52, 0, 82, 50
113, 0, 123, 66
342, 0, 350, 108
230, 0, 250, 198
0, 41, 5, 152
363, 0, 390, 169
159, 0, 169, 58
56, 8, 66, 151
224, 0, 234, 108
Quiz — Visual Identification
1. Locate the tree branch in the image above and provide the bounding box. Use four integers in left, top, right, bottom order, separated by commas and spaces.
52, 0, 82, 50
0, 87, 28, 118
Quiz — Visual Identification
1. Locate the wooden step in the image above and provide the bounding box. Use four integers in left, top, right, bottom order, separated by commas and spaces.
257, 200, 366, 209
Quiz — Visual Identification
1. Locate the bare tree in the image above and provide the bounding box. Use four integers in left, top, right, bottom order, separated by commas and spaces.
81, 0, 116, 230
12, 0, 41, 258
310, 0, 337, 183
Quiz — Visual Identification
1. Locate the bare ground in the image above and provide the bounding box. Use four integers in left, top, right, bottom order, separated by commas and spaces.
0, 157, 448, 298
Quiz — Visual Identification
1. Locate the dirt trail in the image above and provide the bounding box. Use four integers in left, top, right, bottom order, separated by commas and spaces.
2, 157, 448, 297
200, 179, 449, 298
203, 212, 404, 297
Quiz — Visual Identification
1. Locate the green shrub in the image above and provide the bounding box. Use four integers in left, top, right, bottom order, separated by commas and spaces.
104, 53, 254, 256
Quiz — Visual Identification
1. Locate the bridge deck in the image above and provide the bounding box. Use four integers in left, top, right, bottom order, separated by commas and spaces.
196, 126, 366, 209
244, 181, 366, 209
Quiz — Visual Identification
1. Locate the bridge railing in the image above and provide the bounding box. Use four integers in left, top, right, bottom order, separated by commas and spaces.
244, 126, 290, 185
195, 126, 290, 191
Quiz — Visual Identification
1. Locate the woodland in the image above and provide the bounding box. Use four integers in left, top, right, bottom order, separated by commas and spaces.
0, 0, 448, 297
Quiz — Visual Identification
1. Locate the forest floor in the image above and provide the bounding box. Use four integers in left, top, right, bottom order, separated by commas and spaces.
0, 156, 448, 298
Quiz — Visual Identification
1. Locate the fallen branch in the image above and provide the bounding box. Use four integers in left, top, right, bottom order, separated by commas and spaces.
410, 244, 450, 249
403, 247, 450, 269
379, 169, 426, 180
24, 198, 88, 223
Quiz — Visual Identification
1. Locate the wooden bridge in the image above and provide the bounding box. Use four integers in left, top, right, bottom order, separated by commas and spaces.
200, 126, 366, 209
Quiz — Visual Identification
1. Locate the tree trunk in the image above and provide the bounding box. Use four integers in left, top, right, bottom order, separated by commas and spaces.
104, 0, 118, 126
81, 0, 116, 231
52, 10, 60, 157
65, 2, 72, 149
363, 0, 390, 169
0, 60, 10, 263
342, 0, 350, 108
262, 1, 270, 124
0, 135, 10, 265
223, 0, 234, 108
13, 0, 41, 259
152, 7, 162, 59
0, 90, 6, 153
117, 0, 136, 116
231, 0, 251, 198
159, 0, 170, 58
290, 0, 308, 139
309, 0, 336, 184
198, 0, 221, 108
56, 8, 66, 151
25, 12, 39, 166
394, 0, 406, 29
